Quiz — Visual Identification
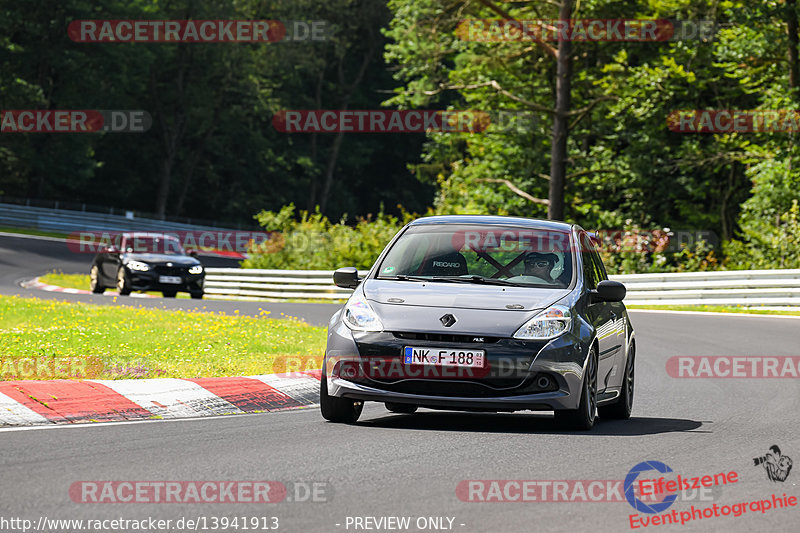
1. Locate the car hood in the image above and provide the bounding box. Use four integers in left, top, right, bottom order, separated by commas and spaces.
123, 253, 199, 266
362, 279, 570, 337
364, 279, 568, 311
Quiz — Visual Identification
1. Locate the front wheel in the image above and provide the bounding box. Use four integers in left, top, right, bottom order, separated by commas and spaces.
320, 362, 363, 423
599, 343, 634, 420
116, 267, 132, 296
90, 265, 105, 294
190, 291, 204, 299
555, 346, 597, 431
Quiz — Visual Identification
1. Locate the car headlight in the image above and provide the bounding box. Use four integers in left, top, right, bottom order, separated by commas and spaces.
513, 305, 571, 340
343, 293, 383, 332
127, 260, 150, 272
188, 265, 203, 275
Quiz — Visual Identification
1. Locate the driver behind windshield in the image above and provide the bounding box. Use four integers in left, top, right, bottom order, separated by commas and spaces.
523, 252, 558, 283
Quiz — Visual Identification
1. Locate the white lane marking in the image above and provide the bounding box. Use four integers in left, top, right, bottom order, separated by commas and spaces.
0, 406, 318, 433
250, 374, 320, 405
0, 231, 66, 243
90, 379, 245, 418
628, 309, 800, 320
0, 392, 52, 426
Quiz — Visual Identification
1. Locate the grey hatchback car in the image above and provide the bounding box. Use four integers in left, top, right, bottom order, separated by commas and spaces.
321, 215, 635, 430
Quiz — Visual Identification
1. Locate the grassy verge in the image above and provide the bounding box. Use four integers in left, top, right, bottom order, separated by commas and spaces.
39, 271, 191, 298
0, 295, 326, 379
0, 226, 69, 239
39, 271, 91, 291
627, 305, 800, 316
38, 271, 346, 303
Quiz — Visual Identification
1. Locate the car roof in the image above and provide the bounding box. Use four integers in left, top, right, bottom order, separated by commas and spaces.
408, 215, 575, 232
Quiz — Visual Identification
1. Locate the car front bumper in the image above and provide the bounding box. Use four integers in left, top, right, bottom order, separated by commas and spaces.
128, 271, 205, 293
325, 320, 589, 411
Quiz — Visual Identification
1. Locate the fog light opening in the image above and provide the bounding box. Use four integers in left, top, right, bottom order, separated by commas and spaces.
537, 375, 551, 389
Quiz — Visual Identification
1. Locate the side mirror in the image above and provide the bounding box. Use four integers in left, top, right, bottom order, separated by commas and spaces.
106, 245, 120, 254
186, 249, 199, 257
333, 267, 360, 289
591, 280, 626, 303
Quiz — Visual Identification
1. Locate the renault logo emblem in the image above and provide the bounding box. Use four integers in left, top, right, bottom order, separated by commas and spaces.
440, 314, 457, 327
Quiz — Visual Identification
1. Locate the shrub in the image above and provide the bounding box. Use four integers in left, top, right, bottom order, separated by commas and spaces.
242, 204, 416, 270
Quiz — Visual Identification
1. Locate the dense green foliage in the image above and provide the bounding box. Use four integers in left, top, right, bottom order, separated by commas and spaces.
2, 1, 799, 270
243, 204, 415, 269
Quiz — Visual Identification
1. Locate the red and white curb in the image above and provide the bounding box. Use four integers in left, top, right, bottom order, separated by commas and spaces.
0, 371, 321, 427
21, 277, 156, 298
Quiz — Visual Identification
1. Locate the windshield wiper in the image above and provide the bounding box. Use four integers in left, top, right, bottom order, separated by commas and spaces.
392, 275, 519, 286
393, 275, 462, 283
458, 275, 519, 286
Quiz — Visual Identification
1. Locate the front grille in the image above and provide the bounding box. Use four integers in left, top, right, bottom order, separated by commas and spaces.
392, 332, 500, 344
155, 265, 185, 276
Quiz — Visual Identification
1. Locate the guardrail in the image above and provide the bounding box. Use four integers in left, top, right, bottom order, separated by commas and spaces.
0, 202, 253, 234
607, 269, 800, 307
203, 269, 370, 301
203, 268, 800, 307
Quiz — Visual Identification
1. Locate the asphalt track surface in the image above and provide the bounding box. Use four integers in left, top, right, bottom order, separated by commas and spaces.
1, 233, 799, 532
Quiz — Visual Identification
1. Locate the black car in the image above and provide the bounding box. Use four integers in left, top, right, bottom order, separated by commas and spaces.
322, 215, 634, 430
90, 232, 205, 298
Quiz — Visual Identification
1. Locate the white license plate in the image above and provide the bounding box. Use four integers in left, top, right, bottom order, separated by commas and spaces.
404, 347, 485, 368
159, 275, 182, 284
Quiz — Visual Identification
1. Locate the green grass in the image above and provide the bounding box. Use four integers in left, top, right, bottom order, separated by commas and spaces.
627, 304, 800, 316
39, 271, 92, 291
0, 295, 325, 379
0, 226, 69, 239
39, 271, 346, 303
39, 271, 191, 298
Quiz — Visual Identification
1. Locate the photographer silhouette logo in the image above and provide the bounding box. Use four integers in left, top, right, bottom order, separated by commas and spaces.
753, 445, 793, 482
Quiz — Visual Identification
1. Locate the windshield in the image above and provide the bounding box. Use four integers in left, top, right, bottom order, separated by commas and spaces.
122, 235, 186, 255
376, 224, 574, 288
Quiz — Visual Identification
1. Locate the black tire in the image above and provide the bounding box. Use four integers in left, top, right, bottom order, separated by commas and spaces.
599, 343, 634, 420
90, 265, 105, 294
162, 290, 177, 298
385, 402, 418, 414
555, 345, 598, 431
190, 291, 204, 300
116, 267, 132, 296
320, 361, 363, 423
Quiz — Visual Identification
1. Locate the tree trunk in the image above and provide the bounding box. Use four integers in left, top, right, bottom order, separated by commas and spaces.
307, 71, 324, 210
547, 0, 574, 221
151, 47, 189, 219
318, 34, 378, 214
